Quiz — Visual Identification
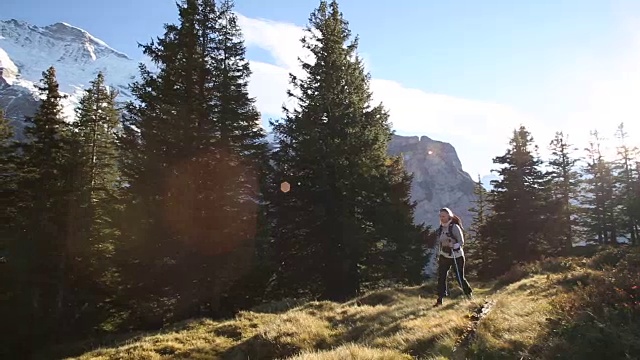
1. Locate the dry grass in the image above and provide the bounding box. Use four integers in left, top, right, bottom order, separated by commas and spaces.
66, 260, 591, 360
67, 286, 485, 359
469, 275, 558, 359
288, 343, 412, 359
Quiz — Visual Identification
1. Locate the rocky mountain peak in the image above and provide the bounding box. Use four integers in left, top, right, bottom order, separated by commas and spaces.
389, 134, 476, 227
1, 19, 130, 65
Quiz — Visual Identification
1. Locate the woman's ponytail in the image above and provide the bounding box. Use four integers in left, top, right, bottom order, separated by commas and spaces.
451, 214, 463, 229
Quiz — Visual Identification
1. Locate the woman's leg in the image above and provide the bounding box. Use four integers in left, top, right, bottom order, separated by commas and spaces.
437, 255, 452, 300
453, 255, 473, 296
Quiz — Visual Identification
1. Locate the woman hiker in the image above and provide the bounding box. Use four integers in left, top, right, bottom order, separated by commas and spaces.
434, 207, 473, 306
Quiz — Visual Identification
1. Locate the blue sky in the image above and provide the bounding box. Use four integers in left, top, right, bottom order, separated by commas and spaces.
3, 0, 617, 104
3, 0, 640, 179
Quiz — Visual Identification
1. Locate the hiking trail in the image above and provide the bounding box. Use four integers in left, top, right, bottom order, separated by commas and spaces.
451, 298, 496, 360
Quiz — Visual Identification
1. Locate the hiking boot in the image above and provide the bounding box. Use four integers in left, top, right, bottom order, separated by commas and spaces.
433, 298, 443, 307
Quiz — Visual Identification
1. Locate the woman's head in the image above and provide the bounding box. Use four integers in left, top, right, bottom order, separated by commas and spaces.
439, 207, 453, 223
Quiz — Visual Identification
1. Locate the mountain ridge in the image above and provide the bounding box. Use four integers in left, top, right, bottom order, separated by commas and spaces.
0, 18, 140, 126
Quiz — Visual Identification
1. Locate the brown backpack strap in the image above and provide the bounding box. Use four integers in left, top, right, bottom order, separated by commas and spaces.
448, 223, 459, 243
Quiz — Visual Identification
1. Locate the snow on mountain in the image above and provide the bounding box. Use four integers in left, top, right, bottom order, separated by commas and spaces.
0, 47, 19, 77
0, 19, 141, 123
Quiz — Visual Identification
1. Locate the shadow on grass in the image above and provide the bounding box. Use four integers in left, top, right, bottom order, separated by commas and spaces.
36, 318, 222, 360
218, 329, 335, 360
34, 329, 149, 360
250, 298, 309, 314
219, 333, 300, 360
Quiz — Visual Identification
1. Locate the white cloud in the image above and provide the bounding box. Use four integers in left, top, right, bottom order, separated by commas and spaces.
537, 4, 640, 163
237, 11, 640, 179
246, 61, 290, 116
238, 15, 309, 74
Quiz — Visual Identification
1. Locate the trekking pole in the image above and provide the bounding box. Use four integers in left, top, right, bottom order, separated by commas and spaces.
451, 248, 469, 299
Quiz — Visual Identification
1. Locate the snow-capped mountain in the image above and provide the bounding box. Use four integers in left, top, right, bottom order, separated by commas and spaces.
0, 19, 141, 135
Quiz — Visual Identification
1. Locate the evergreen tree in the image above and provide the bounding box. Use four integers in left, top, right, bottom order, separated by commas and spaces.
269, 0, 421, 301
118, 0, 268, 325
369, 156, 426, 286
0, 110, 25, 357
484, 126, 549, 275
469, 175, 490, 241
17, 66, 73, 342
0, 109, 18, 247
467, 174, 494, 278
547, 131, 581, 253
632, 161, 640, 245
67, 72, 122, 331
612, 123, 639, 244
580, 130, 617, 244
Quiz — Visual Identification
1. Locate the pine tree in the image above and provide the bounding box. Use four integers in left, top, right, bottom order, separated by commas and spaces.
72, 72, 121, 256
467, 174, 494, 278
469, 175, 490, 241
18, 66, 73, 341
0, 109, 25, 356
580, 130, 617, 244
118, 0, 268, 324
194, 0, 270, 315
547, 131, 581, 253
631, 161, 640, 245
369, 156, 426, 286
66, 72, 122, 329
484, 126, 549, 275
269, 0, 420, 301
0, 109, 18, 245
612, 123, 639, 245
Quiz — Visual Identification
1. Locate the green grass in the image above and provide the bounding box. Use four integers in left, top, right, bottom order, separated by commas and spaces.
48, 246, 640, 360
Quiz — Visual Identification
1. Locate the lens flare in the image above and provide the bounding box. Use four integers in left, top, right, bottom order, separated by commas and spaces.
280, 181, 291, 193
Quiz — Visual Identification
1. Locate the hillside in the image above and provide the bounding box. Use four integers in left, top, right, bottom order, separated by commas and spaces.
42, 247, 640, 360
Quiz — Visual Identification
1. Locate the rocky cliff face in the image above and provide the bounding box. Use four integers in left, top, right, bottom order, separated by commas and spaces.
388, 135, 477, 279
388, 134, 476, 227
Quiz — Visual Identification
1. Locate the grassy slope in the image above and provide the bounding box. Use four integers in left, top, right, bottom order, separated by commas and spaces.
51, 248, 640, 360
